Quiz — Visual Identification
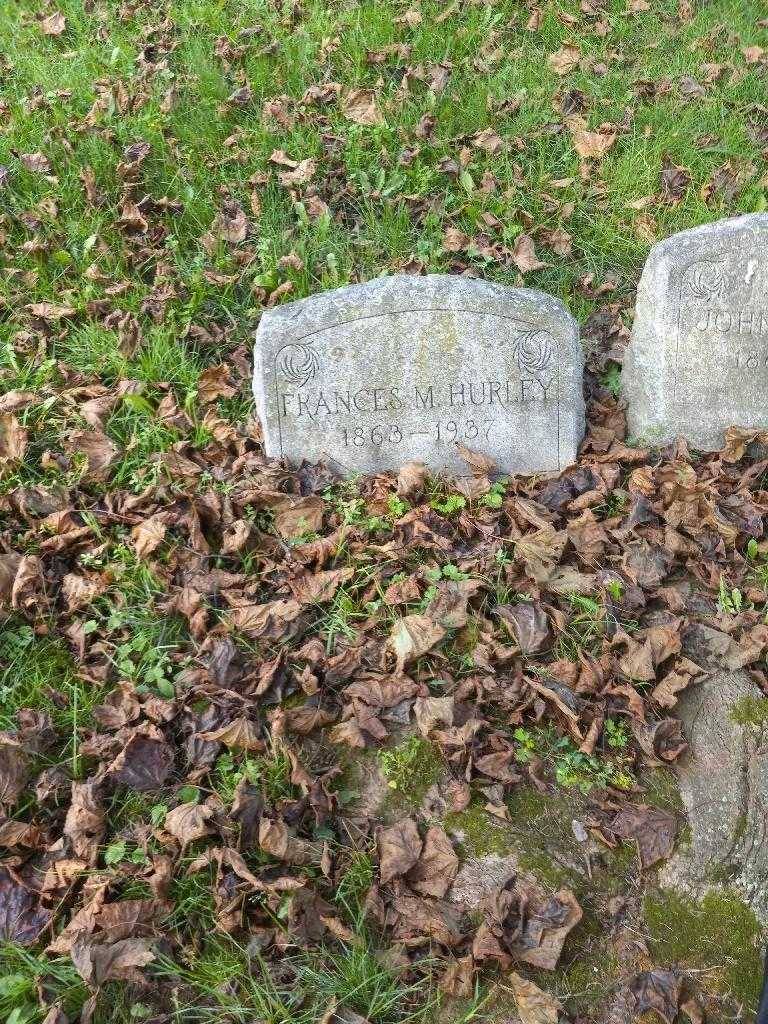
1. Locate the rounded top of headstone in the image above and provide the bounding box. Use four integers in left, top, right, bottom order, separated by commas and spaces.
255, 274, 577, 338
644, 212, 768, 262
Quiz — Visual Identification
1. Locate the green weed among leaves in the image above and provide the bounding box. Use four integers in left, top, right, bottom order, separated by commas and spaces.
718, 575, 743, 616
155, 938, 435, 1024
211, 748, 296, 806
601, 364, 622, 399
0, 619, 97, 774
480, 479, 507, 509
335, 848, 375, 928
429, 494, 466, 516
378, 736, 441, 794
514, 724, 634, 794
556, 594, 605, 659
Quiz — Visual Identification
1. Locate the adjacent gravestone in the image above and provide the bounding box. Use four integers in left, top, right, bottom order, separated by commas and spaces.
624, 213, 768, 449
253, 275, 584, 476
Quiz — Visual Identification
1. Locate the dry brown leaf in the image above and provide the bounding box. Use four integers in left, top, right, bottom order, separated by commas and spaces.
25, 301, 74, 320
342, 89, 384, 125
0, 414, 28, 464
198, 717, 265, 751
61, 573, 100, 612
547, 43, 580, 75
274, 497, 324, 540
104, 733, 175, 791
258, 817, 322, 865
611, 803, 677, 869
226, 598, 303, 639
20, 152, 52, 174
414, 695, 454, 736
41, 11, 66, 34
397, 460, 427, 497
572, 130, 617, 159
278, 159, 316, 186
131, 513, 171, 559
628, 969, 682, 1024
511, 234, 550, 273
0, 867, 52, 945
164, 803, 214, 844
71, 936, 154, 988
71, 430, 119, 481
508, 972, 563, 1024
406, 825, 458, 897
378, 818, 423, 883
388, 614, 446, 672
288, 567, 354, 604
63, 782, 105, 866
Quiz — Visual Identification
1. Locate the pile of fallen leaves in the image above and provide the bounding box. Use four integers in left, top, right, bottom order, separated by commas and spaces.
3, 304, 768, 1022
3, 0, 768, 1018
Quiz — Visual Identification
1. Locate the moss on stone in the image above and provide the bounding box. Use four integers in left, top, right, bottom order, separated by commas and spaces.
557, 947, 622, 1015
517, 848, 577, 891
444, 801, 513, 857
640, 767, 685, 814
507, 785, 550, 822
644, 888, 764, 1011
734, 810, 748, 842
730, 695, 768, 726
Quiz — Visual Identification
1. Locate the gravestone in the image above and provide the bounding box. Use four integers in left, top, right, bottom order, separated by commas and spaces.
624, 213, 768, 450
252, 275, 584, 476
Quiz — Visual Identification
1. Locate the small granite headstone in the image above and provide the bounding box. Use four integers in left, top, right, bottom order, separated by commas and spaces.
625, 213, 768, 450
253, 275, 584, 476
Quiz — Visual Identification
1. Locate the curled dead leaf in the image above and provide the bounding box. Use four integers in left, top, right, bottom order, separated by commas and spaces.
388, 614, 445, 673
164, 802, 214, 845
198, 716, 265, 751
508, 972, 563, 1024
342, 88, 384, 125
378, 818, 423, 883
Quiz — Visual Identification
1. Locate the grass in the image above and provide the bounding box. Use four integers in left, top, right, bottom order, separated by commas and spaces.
0, 542, 184, 781
2, 4, 768, 503
0, 944, 89, 1024
0, 618, 97, 776
335, 848, 376, 928
2, 0, 768, 1021
155, 936, 436, 1024
210, 746, 297, 806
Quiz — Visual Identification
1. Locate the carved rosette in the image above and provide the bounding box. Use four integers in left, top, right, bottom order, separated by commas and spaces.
512, 329, 554, 375
683, 258, 727, 302
277, 343, 320, 388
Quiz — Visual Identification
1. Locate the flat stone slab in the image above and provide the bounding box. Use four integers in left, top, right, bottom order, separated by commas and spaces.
624, 213, 768, 450
253, 275, 584, 476
660, 670, 768, 926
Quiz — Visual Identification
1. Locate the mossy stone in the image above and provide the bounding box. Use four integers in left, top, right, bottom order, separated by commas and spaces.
644, 888, 764, 1011
730, 695, 768, 726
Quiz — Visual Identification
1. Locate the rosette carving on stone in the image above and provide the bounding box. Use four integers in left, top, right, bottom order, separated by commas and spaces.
683, 258, 727, 302
512, 329, 554, 375
277, 343, 320, 388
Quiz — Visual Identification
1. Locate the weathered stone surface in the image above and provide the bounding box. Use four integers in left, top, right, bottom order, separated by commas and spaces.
449, 853, 518, 909
253, 275, 584, 475
625, 213, 768, 450
660, 670, 768, 926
